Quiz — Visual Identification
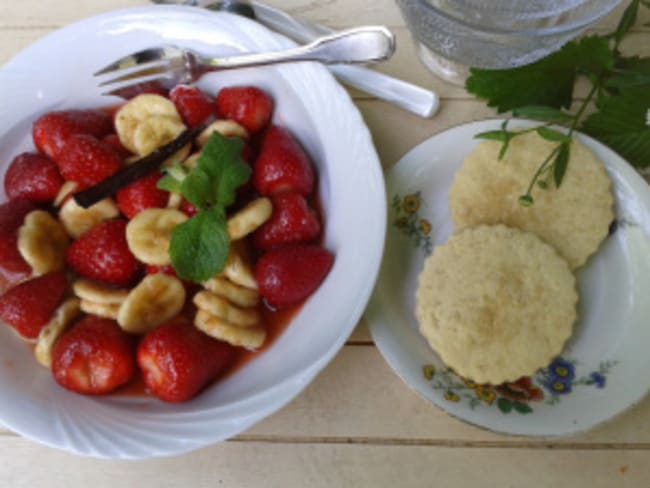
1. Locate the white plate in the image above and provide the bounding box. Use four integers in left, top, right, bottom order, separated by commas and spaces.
366, 119, 650, 436
0, 6, 385, 458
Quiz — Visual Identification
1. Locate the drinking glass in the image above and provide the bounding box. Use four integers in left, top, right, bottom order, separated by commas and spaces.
396, 0, 622, 84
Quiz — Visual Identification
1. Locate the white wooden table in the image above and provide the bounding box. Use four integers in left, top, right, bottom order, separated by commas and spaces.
1, 1, 649, 486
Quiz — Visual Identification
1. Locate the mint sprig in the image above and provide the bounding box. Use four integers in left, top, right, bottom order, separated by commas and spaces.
158, 132, 252, 282
466, 0, 650, 205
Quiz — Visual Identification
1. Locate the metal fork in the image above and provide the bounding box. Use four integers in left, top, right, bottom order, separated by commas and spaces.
95, 26, 395, 94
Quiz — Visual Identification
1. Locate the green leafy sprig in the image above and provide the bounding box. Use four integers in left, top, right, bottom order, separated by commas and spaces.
157, 132, 251, 282
466, 0, 650, 205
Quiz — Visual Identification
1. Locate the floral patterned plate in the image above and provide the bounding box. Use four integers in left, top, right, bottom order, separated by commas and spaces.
366, 119, 650, 436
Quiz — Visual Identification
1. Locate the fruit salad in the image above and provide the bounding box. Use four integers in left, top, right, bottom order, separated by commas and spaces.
0, 84, 334, 402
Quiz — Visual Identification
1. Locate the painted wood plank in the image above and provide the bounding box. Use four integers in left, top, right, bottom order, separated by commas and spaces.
0, 438, 648, 488
2, 347, 650, 446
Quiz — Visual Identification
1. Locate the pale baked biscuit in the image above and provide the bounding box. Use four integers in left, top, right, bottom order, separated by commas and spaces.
448, 131, 614, 269
415, 224, 577, 384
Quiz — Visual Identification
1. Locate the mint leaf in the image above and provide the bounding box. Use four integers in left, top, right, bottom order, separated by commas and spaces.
169, 206, 229, 282
474, 130, 509, 142
614, 0, 639, 48
181, 169, 211, 208
536, 127, 570, 143
606, 56, 650, 90
582, 86, 650, 168
553, 142, 570, 187
157, 163, 189, 193
195, 132, 251, 207
466, 36, 613, 112
512, 106, 572, 122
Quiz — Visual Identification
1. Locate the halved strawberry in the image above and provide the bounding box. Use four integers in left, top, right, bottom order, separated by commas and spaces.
65, 219, 142, 286
0, 271, 67, 339
52, 315, 136, 395
215, 86, 273, 134
137, 319, 235, 402
255, 244, 334, 309
253, 193, 321, 250
55, 134, 122, 189
253, 126, 314, 196
116, 172, 168, 219
170, 85, 216, 127
0, 199, 37, 292
4, 152, 63, 203
33, 109, 113, 159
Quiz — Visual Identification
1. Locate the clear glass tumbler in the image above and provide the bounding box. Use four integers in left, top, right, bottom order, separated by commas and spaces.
396, 0, 622, 84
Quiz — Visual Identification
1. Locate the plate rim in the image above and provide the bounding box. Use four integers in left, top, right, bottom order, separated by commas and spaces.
366, 117, 650, 437
0, 5, 386, 458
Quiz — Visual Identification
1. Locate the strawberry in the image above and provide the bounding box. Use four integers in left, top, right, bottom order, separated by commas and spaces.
0, 271, 67, 339
116, 172, 168, 219
55, 134, 122, 189
65, 219, 142, 286
255, 245, 334, 309
0, 199, 36, 292
33, 109, 113, 159
52, 315, 136, 395
137, 319, 235, 402
253, 193, 321, 250
4, 152, 63, 203
102, 133, 132, 159
253, 126, 315, 196
179, 199, 198, 217
215, 86, 273, 134
170, 85, 216, 126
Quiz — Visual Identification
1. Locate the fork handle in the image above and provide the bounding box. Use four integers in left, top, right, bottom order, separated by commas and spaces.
205, 26, 395, 69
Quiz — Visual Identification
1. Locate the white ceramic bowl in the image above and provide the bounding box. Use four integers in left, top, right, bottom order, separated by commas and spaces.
0, 6, 386, 458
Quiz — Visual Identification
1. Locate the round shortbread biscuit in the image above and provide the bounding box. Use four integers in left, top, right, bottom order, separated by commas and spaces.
415, 224, 577, 385
448, 131, 614, 269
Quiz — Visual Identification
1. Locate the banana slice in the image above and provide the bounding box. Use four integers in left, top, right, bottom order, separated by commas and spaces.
59, 197, 120, 238
34, 298, 82, 367
132, 115, 186, 157
115, 94, 183, 155
195, 309, 266, 349
126, 208, 188, 265
197, 120, 249, 146
220, 239, 258, 290
73, 279, 129, 305
227, 198, 272, 240
193, 290, 260, 327
161, 143, 192, 169
202, 276, 259, 308
117, 273, 186, 334
18, 210, 69, 275
80, 299, 121, 320
53, 181, 78, 207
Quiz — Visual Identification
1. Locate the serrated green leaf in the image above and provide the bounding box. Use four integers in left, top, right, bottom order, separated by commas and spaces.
553, 142, 570, 188
157, 173, 183, 193
606, 56, 650, 90
466, 36, 613, 112
474, 130, 509, 142
168, 206, 229, 282
614, 0, 639, 47
536, 127, 570, 142
195, 132, 252, 207
181, 169, 211, 208
582, 86, 650, 168
512, 105, 572, 122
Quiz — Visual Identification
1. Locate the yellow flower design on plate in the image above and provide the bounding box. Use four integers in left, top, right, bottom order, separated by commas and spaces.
475, 386, 496, 405
402, 194, 420, 213
444, 391, 460, 402
423, 364, 436, 380
418, 219, 432, 235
